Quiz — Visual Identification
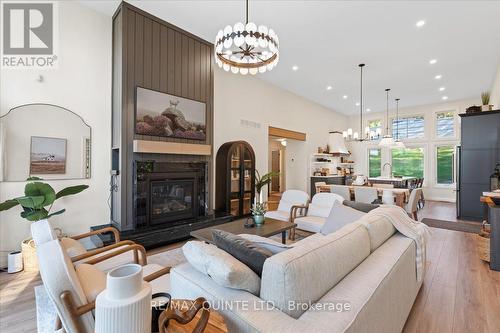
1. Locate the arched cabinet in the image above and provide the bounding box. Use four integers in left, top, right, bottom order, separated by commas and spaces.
215, 141, 256, 218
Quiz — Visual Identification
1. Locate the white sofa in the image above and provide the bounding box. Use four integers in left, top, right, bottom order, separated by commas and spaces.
170, 217, 422, 333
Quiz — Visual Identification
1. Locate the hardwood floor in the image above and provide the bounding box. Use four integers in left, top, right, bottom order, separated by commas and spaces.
1, 203, 499, 333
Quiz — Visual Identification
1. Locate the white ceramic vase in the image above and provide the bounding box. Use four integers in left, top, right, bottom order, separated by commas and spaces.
95, 264, 152, 333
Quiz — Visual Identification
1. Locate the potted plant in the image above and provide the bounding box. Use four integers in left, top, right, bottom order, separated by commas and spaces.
250, 202, 267, 225
255, 170, 279, 204
0, 177, 89, 271
481, 91, 493, 111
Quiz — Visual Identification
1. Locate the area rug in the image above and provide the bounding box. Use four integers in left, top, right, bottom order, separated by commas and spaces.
421, 218, 481, 234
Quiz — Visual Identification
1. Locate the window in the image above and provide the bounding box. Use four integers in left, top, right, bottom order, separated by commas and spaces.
436, 111, 455, 138
392, 115, 425, 140
368, 148, 382, 177
436, 146, 455, 184
391, 147, 424, 178
368, 120, 382, 140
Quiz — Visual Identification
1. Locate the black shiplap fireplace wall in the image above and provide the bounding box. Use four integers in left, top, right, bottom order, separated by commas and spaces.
111, 1, 214, 233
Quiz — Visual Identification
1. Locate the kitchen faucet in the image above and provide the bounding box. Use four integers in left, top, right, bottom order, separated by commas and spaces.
383, 163, 393, 178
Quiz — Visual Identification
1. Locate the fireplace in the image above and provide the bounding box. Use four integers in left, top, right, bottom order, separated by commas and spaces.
134, 161, 207, 229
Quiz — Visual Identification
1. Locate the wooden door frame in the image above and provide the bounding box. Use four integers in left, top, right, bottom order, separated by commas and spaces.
268, 126, 306, 141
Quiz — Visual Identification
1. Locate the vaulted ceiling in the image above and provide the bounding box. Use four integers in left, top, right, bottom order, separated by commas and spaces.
82, 0, 500, 115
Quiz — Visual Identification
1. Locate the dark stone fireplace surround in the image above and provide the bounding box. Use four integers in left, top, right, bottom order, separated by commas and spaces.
93, 157, 232, 249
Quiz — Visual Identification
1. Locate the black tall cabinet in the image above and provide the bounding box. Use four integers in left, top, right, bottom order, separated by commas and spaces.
458, 110, 500, 221
215, 141, 256, 218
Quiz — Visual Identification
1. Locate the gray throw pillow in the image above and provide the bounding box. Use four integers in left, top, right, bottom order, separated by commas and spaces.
343, 200, 380, 213
212, 230, 272, 276
320, 201, 365, 235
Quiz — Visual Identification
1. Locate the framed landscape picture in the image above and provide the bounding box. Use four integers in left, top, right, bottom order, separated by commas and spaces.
30, 136, 67, 174
135, 87, 206, 140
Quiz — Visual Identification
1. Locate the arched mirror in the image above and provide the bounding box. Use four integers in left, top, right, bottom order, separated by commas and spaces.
0, 104, 91, 181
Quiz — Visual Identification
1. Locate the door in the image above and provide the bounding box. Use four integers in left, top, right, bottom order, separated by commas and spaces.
271, 150, 280, 192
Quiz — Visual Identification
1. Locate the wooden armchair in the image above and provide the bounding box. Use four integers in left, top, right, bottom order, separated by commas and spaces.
31, 219, 138, 271
37, 239, 171, 333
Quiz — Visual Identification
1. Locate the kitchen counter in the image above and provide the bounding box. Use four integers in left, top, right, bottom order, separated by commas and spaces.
311, 175, 345, 178
368, 176, 416, 188
368, 176, 416, 182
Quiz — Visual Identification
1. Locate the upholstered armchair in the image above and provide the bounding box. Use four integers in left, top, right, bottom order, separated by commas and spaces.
264, 190, 309, 222
31, 219, 137, 271
37, 239, 171, 333
290, 193, 344, 239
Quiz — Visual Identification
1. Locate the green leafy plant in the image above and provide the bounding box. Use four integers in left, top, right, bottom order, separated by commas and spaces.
255, 170, 280, 195
0, 177, 89, 222
250, 202, 267, 216
481, 91, 490, 106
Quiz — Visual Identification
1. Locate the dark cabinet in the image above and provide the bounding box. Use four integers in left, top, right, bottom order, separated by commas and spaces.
458, 110, 500, 221
216, 141, 256, 218
310, 176, 345, 196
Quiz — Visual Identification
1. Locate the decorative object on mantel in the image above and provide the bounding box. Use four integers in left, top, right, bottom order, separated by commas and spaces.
481, 91, 493, 111
135, 87, 206, 140
393, 98, 406, 149
214, 0, 279, 75
0, 177, 88, 271
343, 64, 380, 142
95, 264, 152, 333
379, 88, 397, 148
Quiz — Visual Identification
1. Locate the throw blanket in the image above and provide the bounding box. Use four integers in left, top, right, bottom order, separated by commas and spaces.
362, 205, 430, 283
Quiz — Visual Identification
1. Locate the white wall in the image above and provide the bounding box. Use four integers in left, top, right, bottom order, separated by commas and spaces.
1, 105, 91, 181
346, 98, 477, 202
0, 2, 112, 266
491, 62, 500, 108
214, 68, 348, 198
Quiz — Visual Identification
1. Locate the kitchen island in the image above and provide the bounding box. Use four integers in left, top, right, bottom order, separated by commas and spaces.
368, 176, 417, 188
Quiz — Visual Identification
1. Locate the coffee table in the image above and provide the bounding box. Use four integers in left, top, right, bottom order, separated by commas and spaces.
190, 217, 296, 244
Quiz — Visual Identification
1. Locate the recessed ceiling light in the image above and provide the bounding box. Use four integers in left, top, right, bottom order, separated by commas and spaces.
292, 65, 299, 71
435, 74, 442, 80
355, 102, 360, 106
366, 108, 371, 112
416, 20, 426, 28
342, 95, 348, 99
429, 59, 437, 65
326, 85, 333, 91
442, 96, 448, 100
439, 87, 446, 91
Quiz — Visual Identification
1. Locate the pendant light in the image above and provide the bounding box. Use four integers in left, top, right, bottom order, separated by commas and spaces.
379, 88, 396, 147
214, 0, 279, 75
343, 64, 378, 142
393, 98, 406, 149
